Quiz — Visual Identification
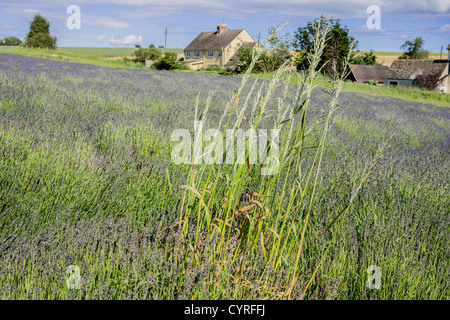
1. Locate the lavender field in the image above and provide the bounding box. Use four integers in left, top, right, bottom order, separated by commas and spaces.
0, 53, 448, 299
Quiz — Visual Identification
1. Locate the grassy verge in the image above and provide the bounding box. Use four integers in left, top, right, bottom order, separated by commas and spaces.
254, 72, 450, 107
0, 46, 145, 69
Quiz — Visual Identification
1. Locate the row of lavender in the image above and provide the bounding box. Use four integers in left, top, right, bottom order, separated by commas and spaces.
0, 53, 448, 299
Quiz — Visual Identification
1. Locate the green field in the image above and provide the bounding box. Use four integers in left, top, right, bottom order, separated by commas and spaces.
58, 47, 184, 57
0, 46, 147, 68
254, 72, 450, 107
1, 51, 448, 300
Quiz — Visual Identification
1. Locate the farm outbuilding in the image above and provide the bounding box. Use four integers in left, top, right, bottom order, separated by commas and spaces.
346, 64, 389, 84
384, 58, 449, 92
183, 24, 256, 70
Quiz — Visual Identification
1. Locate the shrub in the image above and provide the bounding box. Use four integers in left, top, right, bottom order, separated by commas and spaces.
0, 36, 23, 46
134, 48, 162, 63
153, 52, 178, 70
173, 62, 190, 70
204, 65, 222, 72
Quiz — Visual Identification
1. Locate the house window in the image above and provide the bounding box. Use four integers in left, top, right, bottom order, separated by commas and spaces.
194, 51, 200, 58
208, 51, 214, 57
186, 51, 190, 58
218, 50, 222, 57
390, 81, 398, 87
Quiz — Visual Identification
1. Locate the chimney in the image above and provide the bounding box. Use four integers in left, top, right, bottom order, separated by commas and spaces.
217, 24, 228, 34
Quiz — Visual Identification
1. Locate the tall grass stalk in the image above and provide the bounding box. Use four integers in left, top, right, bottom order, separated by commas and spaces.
168, 22, 390, 299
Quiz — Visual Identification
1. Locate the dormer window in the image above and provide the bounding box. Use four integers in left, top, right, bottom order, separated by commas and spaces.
208, 51, 214, 57
194, 51, 200, 58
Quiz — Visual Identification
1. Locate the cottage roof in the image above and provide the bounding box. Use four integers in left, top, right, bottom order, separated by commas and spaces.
384, 59, 448, 80
348, 64, 389, 83
185, 29, 246, 51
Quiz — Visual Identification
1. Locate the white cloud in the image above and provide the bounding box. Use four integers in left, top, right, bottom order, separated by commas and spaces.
83, 16, 132, 29
1, 0, 449, 20
96, 35, 106, 41
1, 7, 62, 20
391, 34, 408, 40
109, 34, 143, 45
435, 23, 450, 34
0, 23, 15, 29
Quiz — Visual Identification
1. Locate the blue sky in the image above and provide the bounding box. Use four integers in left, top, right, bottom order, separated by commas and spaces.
1, 0, 449, 52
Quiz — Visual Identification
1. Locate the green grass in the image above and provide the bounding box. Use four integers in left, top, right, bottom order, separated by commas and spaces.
0, 46, 183, 69
3, 46, 448, 108
0, 46, 146, 69
58, 47, 184, 57
254, 72, 450, 107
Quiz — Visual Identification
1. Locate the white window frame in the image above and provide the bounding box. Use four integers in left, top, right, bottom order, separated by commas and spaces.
186, 51, 190, 58
194, 51, 200, 58
218, 50, 222, 57
208, 51, 214, 57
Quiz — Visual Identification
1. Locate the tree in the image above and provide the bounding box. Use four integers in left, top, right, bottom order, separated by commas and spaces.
351, 50, 378, 65
293, 16, 357, 75
135, 44, 141, 48
149, 44, 156, 48
134, 48, 163, 63
23, 14, 57, 49
153, 52, 178, 70
158, 45, 164, 49
399, 37, 429, 59
0, 36, 22, 46
233, 27, 292, 73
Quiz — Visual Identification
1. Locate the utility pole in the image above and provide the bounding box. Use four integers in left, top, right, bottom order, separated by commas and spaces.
440, 45, 443, 59
165, 27, 167, 49
258, 32, 261, 45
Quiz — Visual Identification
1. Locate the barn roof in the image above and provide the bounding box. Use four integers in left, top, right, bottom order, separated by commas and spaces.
184, 29, 247, 51
348, 64, 389, 83
384, 59, 448, 80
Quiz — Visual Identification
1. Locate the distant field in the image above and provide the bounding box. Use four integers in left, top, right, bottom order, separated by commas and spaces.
359, 51, 448, 67
58, 47, 184, 57
0, 46, 145, 69
361, 51, 445, 56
